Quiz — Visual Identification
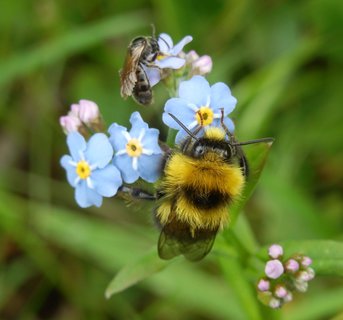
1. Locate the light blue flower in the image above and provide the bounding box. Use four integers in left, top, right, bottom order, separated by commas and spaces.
108, 112, 163, 184
144, 33, 193, 87
60, 132, 122, 208
162, 75, 237, 144
156, 33, 193, 69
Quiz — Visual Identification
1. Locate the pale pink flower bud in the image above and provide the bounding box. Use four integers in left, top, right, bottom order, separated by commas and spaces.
70, 103, 80, 117
60, 115, 81, 134
192, 55, 212, 75
295, 280, 308, 292
275, 285, 288, 298
257, 279, 270, 291
268, 244, 283, 259
283, 292, 293, 303
265, 260, 284, 279
306, 267, 315, 280
297, 269, 315, 282
301, 256, 312, 267
185, 50, 200, 63
285, 258, 300, 273
78, 99, 100, 124
269, 298, 281, 309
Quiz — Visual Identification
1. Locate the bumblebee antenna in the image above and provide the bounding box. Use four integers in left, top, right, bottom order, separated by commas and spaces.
232, 137, 274, 146
218, 109, 274, 146
168, 113, 199, 141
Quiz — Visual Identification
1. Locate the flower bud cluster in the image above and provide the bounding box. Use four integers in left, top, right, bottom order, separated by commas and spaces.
257, 244, 315, 309
60, 99, 103, 136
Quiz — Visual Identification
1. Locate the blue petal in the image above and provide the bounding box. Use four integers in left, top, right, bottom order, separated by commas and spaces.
67, 132, 86, 161
141, 128, 162, 154
92, 165, 122, 197
158, 33, 173, 53
113, 154, 139, 183
210, 117, 235, 134
108, 123, 128, 152
163, 98, 197, 130
210, 82, 237, 114
129, 112, 149, 138
155, 57, 185, 69
175, 129, 189, 145
171, 35, 193, 55
61, 155, 78, 187
175, 127, 204, 145
138, 154, 164, 183
85, 133, 113, 169
178, 76, 210, 106
60, 154, 73, 170
143, 66, 161, 87
75, 180, 102, 208
222, 117, 235, 133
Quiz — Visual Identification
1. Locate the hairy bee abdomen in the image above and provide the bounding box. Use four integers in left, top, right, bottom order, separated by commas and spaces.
182, 186, 231, 210
132, 65, 152, 105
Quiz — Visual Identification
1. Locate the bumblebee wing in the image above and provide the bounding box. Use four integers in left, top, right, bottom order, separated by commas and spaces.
158, 230, 183, 260
119, 44, 145, 98
158, 218, 218, 262
182, 234, 216, 261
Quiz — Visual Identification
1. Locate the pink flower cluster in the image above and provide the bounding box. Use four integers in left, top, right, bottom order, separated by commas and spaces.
60, 99, 101, 134
257, 244, 315, 309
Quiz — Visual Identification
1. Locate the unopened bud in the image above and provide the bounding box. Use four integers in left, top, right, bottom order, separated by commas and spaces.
78, 99, 100, 124
257, 279, 270, 291
60, 115, 81, 134
268, 244, 283, 259
265, 260, 284, 279
285, 259, 300, 273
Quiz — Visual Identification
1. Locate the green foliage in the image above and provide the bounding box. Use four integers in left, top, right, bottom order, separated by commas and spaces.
0, 0, 342, 319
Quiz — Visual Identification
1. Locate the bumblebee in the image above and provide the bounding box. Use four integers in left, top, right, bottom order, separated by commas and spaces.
118, 113, 272, 261
119, 36, 159, 105
153, 113, 273, 261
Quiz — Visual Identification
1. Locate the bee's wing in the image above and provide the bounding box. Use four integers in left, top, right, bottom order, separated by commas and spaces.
158, 217, 218, 262
119, 44, 145, 98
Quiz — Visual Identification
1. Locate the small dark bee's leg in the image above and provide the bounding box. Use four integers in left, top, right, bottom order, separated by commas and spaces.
119, 186, 157, 200
141, 60, 160, 68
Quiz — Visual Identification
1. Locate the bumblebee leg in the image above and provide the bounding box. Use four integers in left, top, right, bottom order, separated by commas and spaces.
119, 185, 157, 200
219, 108, 249, 177
219, 108, 236, 141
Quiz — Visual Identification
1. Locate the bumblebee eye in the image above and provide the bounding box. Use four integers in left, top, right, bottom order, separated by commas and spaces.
194, 145, 205, 157
224, 146, 233, 159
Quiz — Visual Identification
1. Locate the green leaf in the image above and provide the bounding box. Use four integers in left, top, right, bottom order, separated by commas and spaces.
258, 240, 343, 276
283, 240, 343, 276
218, 256, 264, 320
281, 286, 343, 320
230, 139, 274, 224
105, 248, 171, 298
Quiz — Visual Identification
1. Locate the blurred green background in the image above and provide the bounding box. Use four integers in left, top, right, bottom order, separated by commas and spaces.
0, 0, 342, 319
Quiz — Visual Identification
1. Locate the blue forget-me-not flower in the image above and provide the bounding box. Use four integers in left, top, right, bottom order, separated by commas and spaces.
60, 132, 122, 208
162, 75, 237, 144
144, 33, 193, 87
109, 112, 163, 184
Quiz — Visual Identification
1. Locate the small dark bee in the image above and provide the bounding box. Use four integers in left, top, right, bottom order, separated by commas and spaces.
120, 36, 160, 105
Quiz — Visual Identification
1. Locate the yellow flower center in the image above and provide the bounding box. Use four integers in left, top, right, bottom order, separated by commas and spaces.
156, 54, 165, 61
126, 139, 143, 157
76, 160, 91, 179
196, 107, 214, 126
